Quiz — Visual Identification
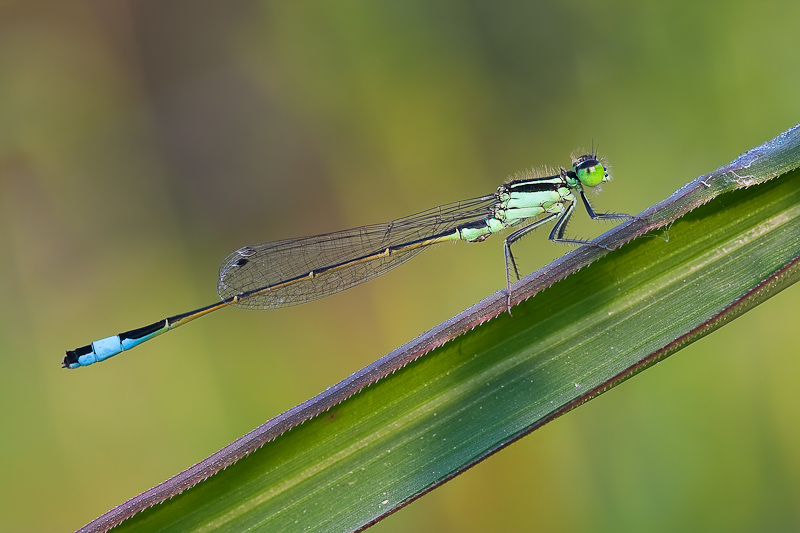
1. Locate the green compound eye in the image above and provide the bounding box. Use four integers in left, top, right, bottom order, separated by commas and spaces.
574, 156, 607, 187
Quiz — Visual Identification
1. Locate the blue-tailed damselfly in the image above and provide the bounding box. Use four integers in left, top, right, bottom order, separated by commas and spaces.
64, 153, 629, 369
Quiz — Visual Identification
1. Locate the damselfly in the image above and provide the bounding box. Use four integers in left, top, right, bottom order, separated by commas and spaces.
64, 153, 629, 369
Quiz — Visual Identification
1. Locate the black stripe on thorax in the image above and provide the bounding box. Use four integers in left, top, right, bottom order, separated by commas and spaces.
507, 176, 565, 193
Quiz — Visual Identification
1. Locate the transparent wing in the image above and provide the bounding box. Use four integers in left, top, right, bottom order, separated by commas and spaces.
217, 194, 497, 309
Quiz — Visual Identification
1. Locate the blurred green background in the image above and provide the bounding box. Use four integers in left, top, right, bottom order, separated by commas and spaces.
1, 1, 799, 531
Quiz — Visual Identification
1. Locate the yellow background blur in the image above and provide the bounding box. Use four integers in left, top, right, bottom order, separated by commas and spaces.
1, 2, 799, 531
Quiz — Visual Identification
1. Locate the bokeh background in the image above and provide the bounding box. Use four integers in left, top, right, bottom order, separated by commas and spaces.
1, 1, 799, 531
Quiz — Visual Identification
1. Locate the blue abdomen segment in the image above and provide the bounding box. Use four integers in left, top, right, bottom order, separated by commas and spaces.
63, 319, 171, 369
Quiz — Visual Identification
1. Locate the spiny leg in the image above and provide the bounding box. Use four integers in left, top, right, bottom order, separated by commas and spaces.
548, 190, 631, 248
579, 188, 631, 221
547, 199, 597, 246
503, 212, 559, 313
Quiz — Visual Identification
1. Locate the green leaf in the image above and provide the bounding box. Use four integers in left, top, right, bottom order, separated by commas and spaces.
82, 124, 800, 532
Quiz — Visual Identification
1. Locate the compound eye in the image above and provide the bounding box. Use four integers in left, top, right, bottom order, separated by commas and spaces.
574, 157, 606, 187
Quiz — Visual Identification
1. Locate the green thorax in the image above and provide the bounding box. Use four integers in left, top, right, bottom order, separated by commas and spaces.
458, 154, 610, 243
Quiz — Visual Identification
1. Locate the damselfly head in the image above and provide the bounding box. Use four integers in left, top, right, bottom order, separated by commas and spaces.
572, 153, 610, 188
